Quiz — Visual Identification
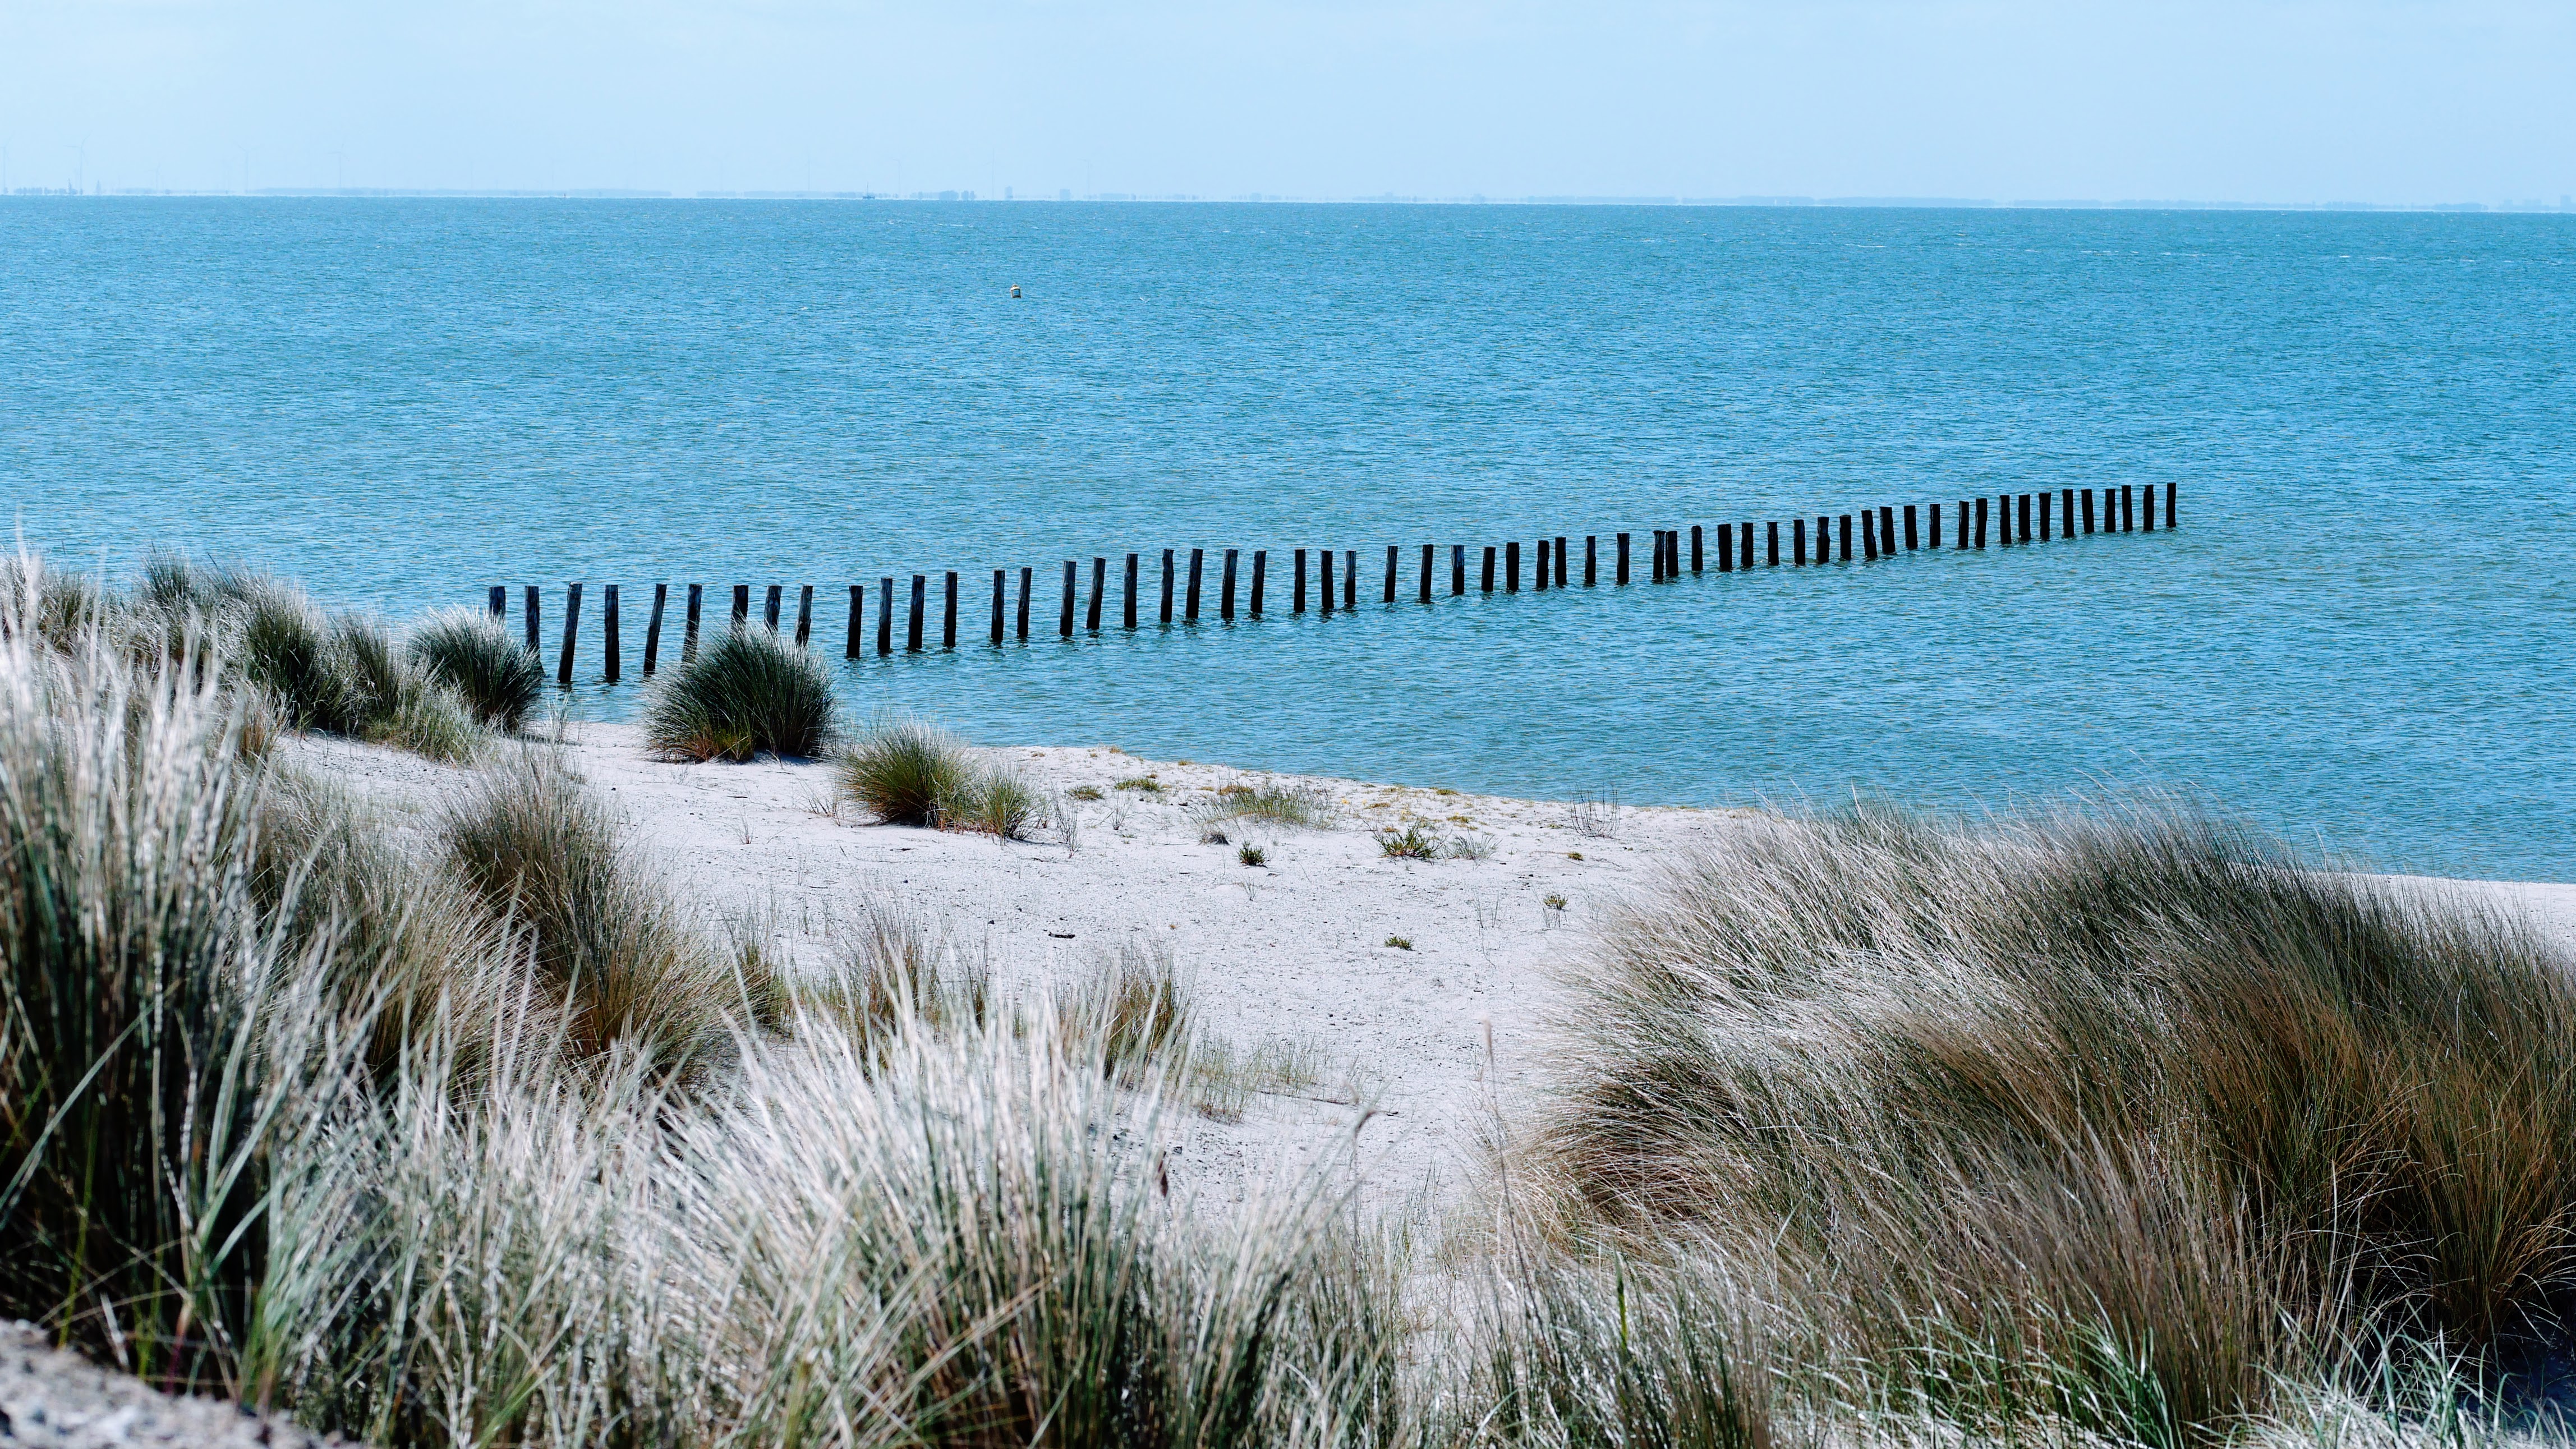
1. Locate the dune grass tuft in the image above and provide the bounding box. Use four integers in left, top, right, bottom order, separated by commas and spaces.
643, 623, 839, 761
834, 715, 978, 826
410, 609, 545, 731
1062, 938, 1194, 1079
1520, 800, 2576, 1439
1194, 779, 1334, 830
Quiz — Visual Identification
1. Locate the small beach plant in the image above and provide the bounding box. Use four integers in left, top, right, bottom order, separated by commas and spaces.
410, 609, 545, 730
835, 715, 978, 827
644, 623, 839, 761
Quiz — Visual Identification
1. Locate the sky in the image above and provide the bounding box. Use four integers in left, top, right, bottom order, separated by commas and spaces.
2, 0, 2571, 204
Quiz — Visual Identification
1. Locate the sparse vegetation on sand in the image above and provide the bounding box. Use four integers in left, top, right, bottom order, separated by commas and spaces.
6, 558, 2572, 1447
1193, 778, 1333, 830
835, 715, 1071, 844
643, 622, 839, 761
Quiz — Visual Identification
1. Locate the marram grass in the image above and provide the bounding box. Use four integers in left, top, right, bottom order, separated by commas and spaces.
643, 623, 839, 761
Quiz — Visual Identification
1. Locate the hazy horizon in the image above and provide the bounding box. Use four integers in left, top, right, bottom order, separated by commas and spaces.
3, 1, 2572, 207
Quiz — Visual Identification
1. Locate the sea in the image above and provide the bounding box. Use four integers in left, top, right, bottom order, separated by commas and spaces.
4, 199, 2570, 879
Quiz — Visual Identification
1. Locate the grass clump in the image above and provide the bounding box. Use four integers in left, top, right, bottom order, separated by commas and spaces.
1068, 783, 1105, 801
644, 624, 839, 761
1114, 774, 1162, 793
1238, 841, 1267, 867
1384, 935, 1412, 950
1194, 779, 1333, 830
1520, 801, 2576, 1441
1378, 823, 1440, 859
1062, 939, 1194, 1079
835, 715, 978, 826
410, 609, 545, 730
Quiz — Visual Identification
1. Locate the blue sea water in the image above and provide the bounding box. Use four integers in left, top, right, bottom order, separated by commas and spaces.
4, 199, 2571, 878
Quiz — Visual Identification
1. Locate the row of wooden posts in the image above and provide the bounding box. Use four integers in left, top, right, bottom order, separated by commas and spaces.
498, 482, 2177, 686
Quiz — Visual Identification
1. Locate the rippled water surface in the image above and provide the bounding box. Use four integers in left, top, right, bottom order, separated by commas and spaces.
6, 199, 2571, 877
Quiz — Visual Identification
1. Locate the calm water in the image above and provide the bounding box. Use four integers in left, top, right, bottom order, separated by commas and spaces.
5, 199, 2572, 878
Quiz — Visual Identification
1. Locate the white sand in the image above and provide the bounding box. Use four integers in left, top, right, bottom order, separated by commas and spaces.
295, 722, 2576, 1216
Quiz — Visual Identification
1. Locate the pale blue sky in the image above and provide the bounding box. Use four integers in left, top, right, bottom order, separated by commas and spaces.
2, 0, 2570, 202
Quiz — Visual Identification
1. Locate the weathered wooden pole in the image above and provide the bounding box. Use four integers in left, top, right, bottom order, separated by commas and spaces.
1383, 545, 1399, 602
732, 585, 750, 628
2039, 491, 2052, 541
1480, 545, 1495, 594
1555, 536, 1569, 586
1793, 518, 1807, 565
2082, 488, 2096, 533
1252, 550, 1268, 616
941, 573, 957, 648
765, 585, 783, 631
1343, 550, 1356, 609
2018, 494, 2031, 546
1418, 544, 1433, 603
844, 585, 863, 660
1767, 522, 1780, 566
1930, 503, 1943, 549
1905, 505, 1920, 550
991, 571, 1006, 645
1738, 521, 1752, 570
2166, 481, 2178, 527
1187, 548, 1204, 622
1222, 549, 1239, 621
1016, 567, 1032, 640
1451, 544, 1466, 596
1538, 537, 1552, 588
797, 585, 815, 648
1584, 536, 1598, 586
558, 583, 582, 687
1293, 549, 1308, 613
908, 574, 927, 652
488, 585, 507, 618
643, 583, 667, 675
683, 584, 701, 661
2143, 483, 2157, 531
603, 585, 621, 683
1974, 497, 1989, 549
1124, 553, 1139, 630
1320, 548, 1336, 615
2122, 484, 2136, 532
877, 578, 894, 656
1506, 540, 1521, 592
1616, 532, 1631, 583
525, 585, 541, 653
1059, 562, 1075, 638
1161, 549, 1176, 624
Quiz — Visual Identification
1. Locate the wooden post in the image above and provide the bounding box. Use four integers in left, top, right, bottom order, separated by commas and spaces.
1861, 516, 1876, 562
942, 573, 957, 648
558, 583, 582, 687
1837, 514, 1851, 563
1344, 550, 1356, 609
1538, 537, 1552, 588
1480, 545, 1495, 594
909, 574, 927, 652
1905, 504, 1920, 550
1252, 550, 1267, 616
604, 585, 621, 682
1506, 540, 1520, 592
2143, 483, 2156, 531
1616, 533, 1630, 583
877, 578, 894, 656
1320, 548, 1336, 614
2165, 481, 2177, 527
1584, 536, 1597, 586
1418, 544, 1432, 603
845, 585, 863, 659
683, 584, 700, 661
1187, 548, 1204, 622
1124, 553, 1139, 629
1818, 517, 1831, 562
2122, 484, 2135, 532
1767, 522, 1779, 566
765, 585, 782, 631
2018, 494, 2031, 546
1691, 525, 1703, 574
796, 585, 814, 648
2082, 488, 2096, 533
1294, 549, 1308, 613
1957, 500, 1971, 548
1452, 544, 1466, 596
1087, 558, 1106, 632
1222, 549, 1239, 620
1384, 544, 1399, 602
1794, 518, 1807, 565
2039, 491, 2051, 541
1738, 522, 1752, 571
1974, 497, 1988, 549
1879, 507, 1895, 556
1715, 529, 1731, 573
1649, 532, 1663, 582
1930, 503, 1943, 549
991, 571, 1005, 645
525, 585, 540, 653
487, 585, 506, 618
643, 583, 667, 674
1017, 568, 1032, 640
732, 584, 750, 628
2061, 489, 2075, 538
1058, 563, 1075, 638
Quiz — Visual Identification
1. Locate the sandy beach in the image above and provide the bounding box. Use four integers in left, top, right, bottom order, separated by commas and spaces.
292, 720, 2576, 1224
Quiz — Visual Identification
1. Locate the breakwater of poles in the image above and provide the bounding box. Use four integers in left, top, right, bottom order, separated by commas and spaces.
494, 483, 2177, 687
